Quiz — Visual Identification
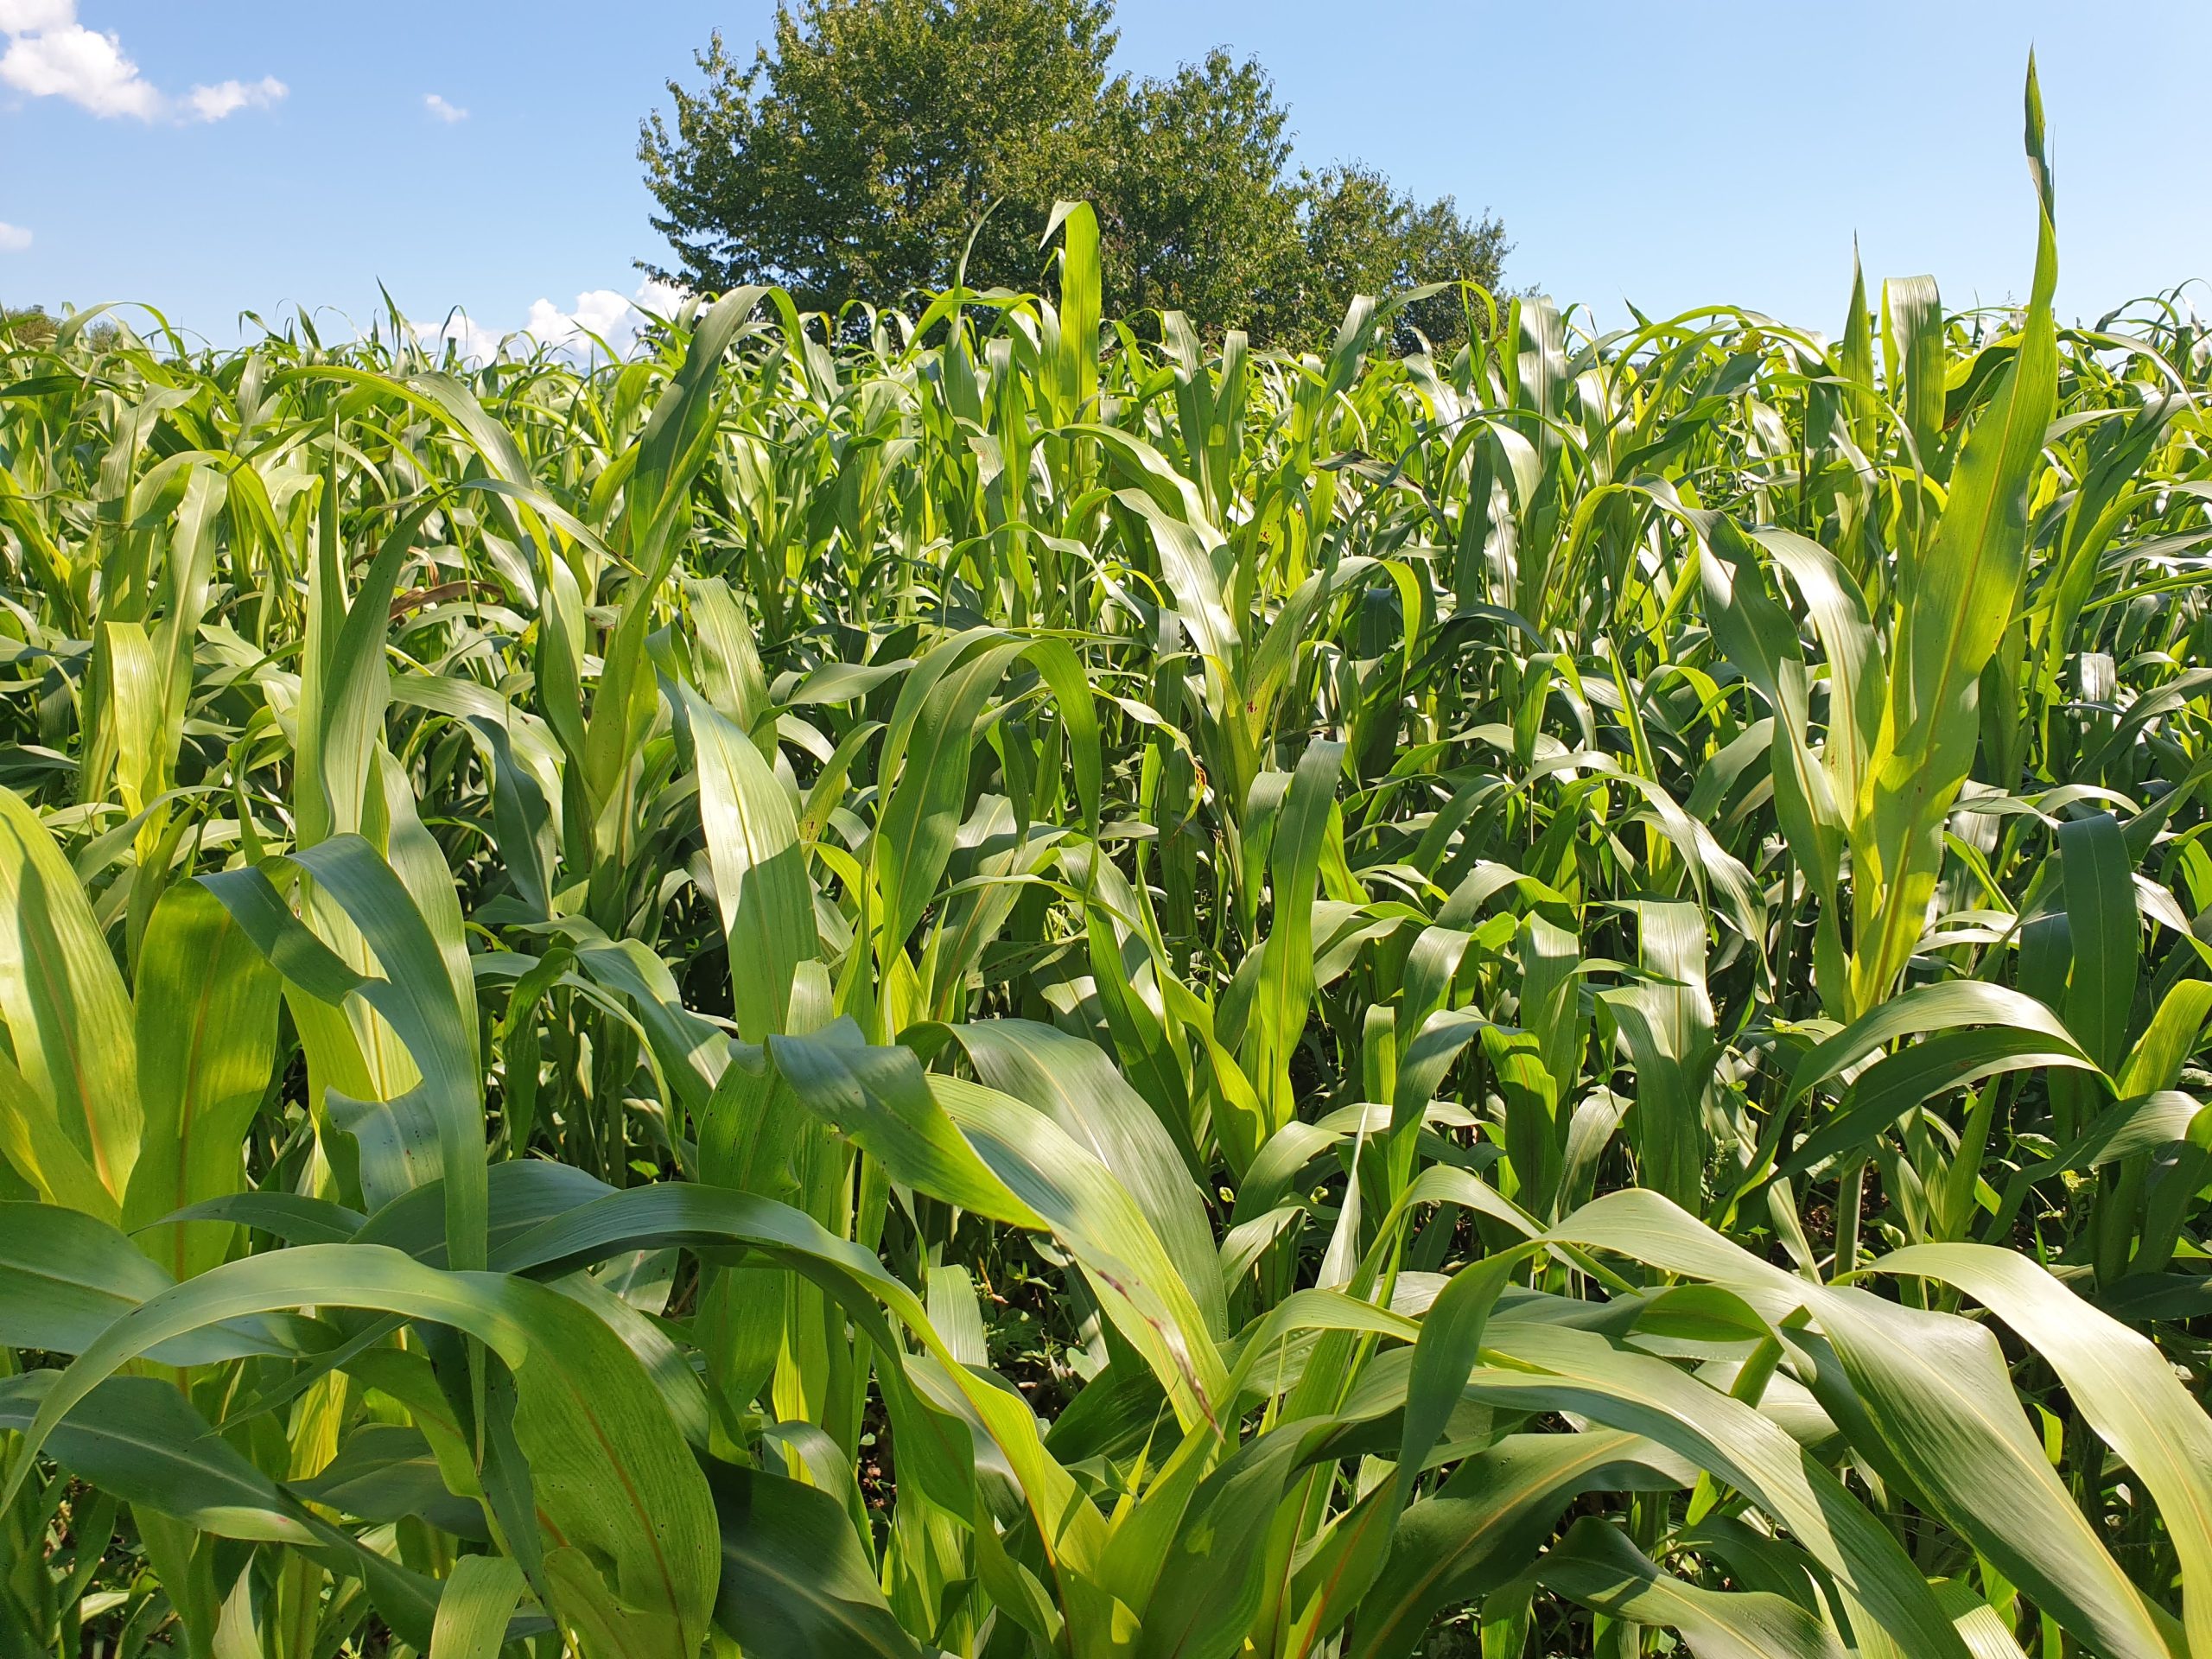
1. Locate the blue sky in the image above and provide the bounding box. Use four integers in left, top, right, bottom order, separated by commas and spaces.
1, 0, 2203, 348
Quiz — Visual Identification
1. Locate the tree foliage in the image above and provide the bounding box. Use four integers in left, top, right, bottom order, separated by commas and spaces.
637, 0, 1508, 346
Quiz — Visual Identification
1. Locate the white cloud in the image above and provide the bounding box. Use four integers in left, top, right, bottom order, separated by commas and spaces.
423, 92, 466, 123
1, 22, 160, 118
524, 281, 699, 358
525, 289, 632, 352
411, 309, 506, 364
410, 281, 695, 366
186, 74, 284, 123
0, 0, 71, 32
0, 3, 282, 122
633, 277, 688, 316
0, 220, 29, 251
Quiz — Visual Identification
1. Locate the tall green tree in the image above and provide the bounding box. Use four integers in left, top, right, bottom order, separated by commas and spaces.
1281, 163, 1510, 351
0, 307, 58, 347
1089, 48, 1300, 334
637, 0, 1509, 346
638, 0, 1115, 316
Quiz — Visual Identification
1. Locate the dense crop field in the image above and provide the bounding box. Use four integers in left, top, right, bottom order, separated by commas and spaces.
7, 68, 2212, 1659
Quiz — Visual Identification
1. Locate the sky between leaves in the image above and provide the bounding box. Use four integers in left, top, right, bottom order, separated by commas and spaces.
2, 0, 2206, 350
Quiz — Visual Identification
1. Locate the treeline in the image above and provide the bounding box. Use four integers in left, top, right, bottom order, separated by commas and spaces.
639, 0, 1509, 347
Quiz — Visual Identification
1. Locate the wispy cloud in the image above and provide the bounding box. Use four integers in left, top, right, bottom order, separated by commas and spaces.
0, 3, 283, 123
186, 74, 284, 123
423, 92, 466, 124
0, 220, 30, 251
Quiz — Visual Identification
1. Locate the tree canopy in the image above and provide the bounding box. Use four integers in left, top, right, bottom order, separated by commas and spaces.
638, 0, 1508, 347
